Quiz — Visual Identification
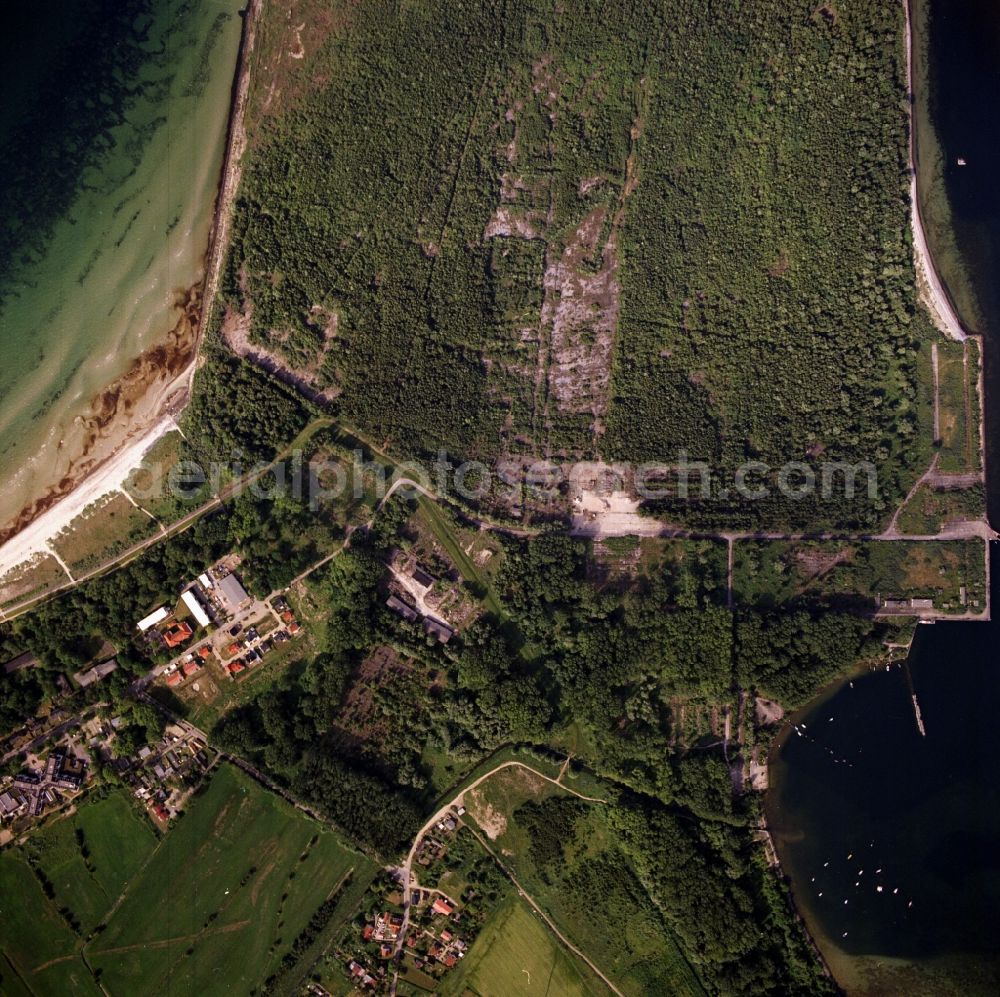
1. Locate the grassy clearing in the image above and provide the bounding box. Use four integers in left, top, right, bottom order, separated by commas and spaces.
431, 747, 566, 812
733, 539, 987, 612
936, 339, 980, 473
415, 495, 504, 617
0, 553, 69, 609
587, 537, 728, 604
87, 762, 377, 997
122, 430, 207, 525
896, 482, 986, 535
441, 894, 608, 997
463, 765, 570, 845
50, 492, 159, 575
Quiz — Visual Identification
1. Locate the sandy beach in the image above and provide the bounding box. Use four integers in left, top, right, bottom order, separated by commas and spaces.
904, 0, 968, 343
0, 279, 201, 558
0, 412, 179, 581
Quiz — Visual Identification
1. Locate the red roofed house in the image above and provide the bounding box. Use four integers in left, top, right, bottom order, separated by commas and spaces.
163, 622, 193, 649
197, 645, 212, 660
431, 897, 454, 917
166, 671, 182, 687
182, 660, 200, 677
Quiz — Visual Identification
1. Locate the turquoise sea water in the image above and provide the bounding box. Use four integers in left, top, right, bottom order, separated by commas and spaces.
0, 0, 242, 532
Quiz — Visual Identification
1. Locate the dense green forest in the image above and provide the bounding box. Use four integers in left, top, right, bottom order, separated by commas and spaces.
219, 0, 933, 531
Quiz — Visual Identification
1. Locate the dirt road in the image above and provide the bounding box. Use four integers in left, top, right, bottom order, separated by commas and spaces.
391, 760, 608, 991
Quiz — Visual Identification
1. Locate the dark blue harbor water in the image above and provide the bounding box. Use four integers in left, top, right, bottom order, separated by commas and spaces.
768, 584, 1000, 993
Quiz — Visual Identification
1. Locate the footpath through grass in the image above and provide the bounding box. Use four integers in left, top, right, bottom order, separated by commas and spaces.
441, 894, 608, 997
0, 852, 102, 997
416, 494, 504, 616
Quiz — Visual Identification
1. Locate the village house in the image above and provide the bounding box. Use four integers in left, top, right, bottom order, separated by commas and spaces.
73, 659, 118, 688
163, 622, 193, 649
2, 651, 38, 674
431, 897, 455, 917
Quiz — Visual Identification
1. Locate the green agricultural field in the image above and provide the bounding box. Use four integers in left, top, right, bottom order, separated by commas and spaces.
25, 790, 158, 935
0, 853, 102, 997
441, 895, 607, 997
733, 539, 987, 613
86, 763, 377, 996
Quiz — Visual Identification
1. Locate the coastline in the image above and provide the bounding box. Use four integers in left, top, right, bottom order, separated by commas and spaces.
0, 413, 179, 582
762, 4, 989, 987
0, 0, 261, 583
903, 0, 969, 344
